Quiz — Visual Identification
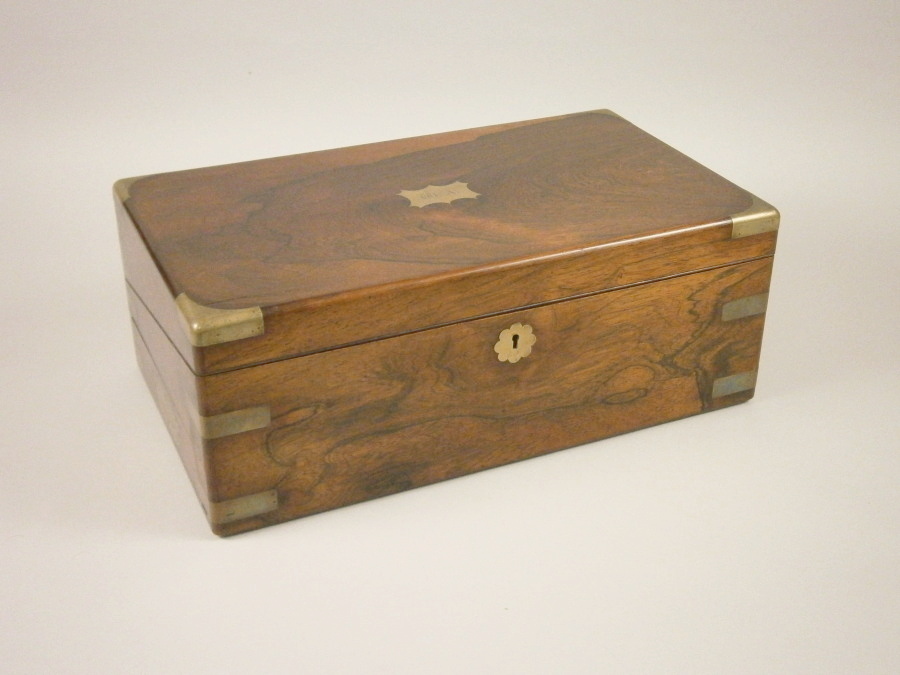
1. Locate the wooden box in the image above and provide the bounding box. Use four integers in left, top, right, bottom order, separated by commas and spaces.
115, 110, 778, 535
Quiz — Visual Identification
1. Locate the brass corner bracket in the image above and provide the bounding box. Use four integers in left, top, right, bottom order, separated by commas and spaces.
722, 293, 769, 322
731, 195, 780, 239
209, 489, 279, 526
175, 293, 265, 347
113, 175, 145, 203
711, 371, 758, 398
200, 405, 271, 440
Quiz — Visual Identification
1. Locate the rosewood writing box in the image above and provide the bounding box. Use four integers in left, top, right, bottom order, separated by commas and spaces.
115, 110, 778, 535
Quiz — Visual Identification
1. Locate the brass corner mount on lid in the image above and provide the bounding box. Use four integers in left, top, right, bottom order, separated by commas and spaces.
174, 294, 265, 347
731, 195, 779, 239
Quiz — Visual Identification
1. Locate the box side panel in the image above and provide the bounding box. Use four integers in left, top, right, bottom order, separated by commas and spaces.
127, 287, 210, 516
199, 256, 773, 535
116, 195, 199, 372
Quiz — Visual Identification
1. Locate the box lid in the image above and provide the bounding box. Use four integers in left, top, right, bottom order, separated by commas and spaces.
116, 110, 778, 375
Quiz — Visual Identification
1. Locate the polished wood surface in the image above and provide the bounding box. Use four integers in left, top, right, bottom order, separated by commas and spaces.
117, 197, 198, 373
118, 111, 778, 534
189, 256, 771, 535
124, 111, 754, 307
118, 111, 775, 373
128, 288, 208, 512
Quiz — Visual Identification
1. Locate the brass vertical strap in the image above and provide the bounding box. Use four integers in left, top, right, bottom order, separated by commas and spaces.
209, 490, 279, 525
711, 371, 758, 398
199, 406, 271, 439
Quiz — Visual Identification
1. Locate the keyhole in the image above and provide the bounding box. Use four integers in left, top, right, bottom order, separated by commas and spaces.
512, 334, 519, 349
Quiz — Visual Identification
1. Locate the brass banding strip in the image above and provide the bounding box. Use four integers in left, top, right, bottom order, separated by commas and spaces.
209, 490, 279, 525
722, 293, 769, 321
711, 371, 758, 398
200, 406, 271, 439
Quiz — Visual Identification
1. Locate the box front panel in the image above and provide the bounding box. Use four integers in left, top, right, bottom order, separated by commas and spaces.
200, 257, 773, 535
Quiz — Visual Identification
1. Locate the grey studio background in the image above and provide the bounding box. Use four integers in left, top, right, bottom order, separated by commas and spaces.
2, 1, 898, 673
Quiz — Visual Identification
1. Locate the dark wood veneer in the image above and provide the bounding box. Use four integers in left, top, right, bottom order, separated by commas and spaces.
116, 110, 778, 534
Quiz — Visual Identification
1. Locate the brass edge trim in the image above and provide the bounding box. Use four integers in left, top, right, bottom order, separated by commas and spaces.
722, 292, 769, 321
113, 176, 145, 202
200, 405, 271, 439
209, 490, 279, 525
175, 293, 265, 347
711, 371, 758, 398
731, 195, 780, 239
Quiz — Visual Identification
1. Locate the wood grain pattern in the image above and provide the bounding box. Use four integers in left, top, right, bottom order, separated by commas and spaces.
118, 110, 779, 535
187, 256, 772, 536
117, 110, 776, 374
125, 112, 752, 307
129, 293, 208, 514
117, 198, 198, 373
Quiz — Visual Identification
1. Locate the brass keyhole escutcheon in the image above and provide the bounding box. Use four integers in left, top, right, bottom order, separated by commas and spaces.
494, 323, 536, 363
